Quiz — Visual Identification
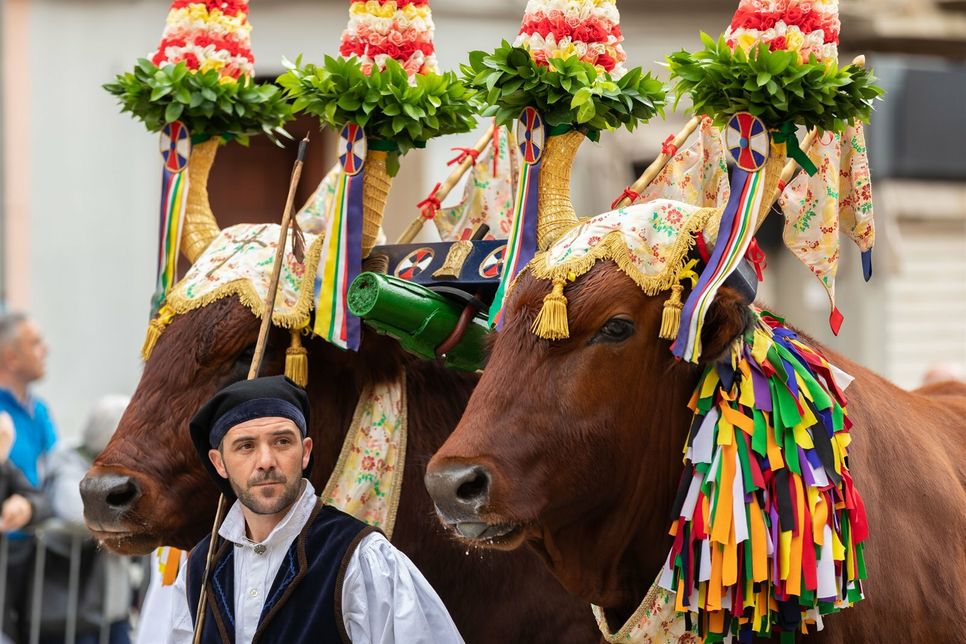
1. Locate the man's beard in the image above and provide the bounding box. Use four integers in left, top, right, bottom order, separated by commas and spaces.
231, 470, 302, 516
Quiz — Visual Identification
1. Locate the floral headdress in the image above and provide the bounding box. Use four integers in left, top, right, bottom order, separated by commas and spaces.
462, 0, 666, 329
107, 0, 291, 354
278, 0, 477, 351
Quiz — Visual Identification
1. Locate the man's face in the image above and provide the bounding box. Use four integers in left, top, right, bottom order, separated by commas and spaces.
2, 321, 47, 383
208, 417, 312, 517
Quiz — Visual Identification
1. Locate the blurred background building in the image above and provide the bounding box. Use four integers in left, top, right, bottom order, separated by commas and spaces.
0, 0, 964, 441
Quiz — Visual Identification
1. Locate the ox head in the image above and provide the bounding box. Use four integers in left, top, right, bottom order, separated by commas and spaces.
80, 298, 272, 553
426, 262, 752, 607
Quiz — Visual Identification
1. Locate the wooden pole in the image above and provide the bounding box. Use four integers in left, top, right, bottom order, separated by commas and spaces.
757, 55, 866, 232
613, 115, 702, 210
396, 124, 496, 244
191, 133, 311, 644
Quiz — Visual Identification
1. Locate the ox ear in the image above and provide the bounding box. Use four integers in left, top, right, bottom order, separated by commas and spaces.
697, 286, 753, 364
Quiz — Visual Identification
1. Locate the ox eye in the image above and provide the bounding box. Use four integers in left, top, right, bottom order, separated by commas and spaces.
590, 317, 635, 345
235, 345, 256, 367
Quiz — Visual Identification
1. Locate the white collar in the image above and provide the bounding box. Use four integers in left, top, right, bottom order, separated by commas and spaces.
219, 479, 317, 549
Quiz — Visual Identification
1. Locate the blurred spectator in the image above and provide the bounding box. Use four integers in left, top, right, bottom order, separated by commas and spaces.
0, 412, 51, 531
0, 313, 56, 643
38, 395, 134, 644
922, 363, 966, 386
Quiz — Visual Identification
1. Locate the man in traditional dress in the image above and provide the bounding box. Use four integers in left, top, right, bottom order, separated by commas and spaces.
166, 376, 463, 643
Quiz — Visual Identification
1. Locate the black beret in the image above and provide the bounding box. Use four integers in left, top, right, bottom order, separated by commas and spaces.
189, 375, 313, 497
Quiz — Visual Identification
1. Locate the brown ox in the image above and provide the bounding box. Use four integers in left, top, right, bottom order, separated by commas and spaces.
80, 297, 597, 642
426, 262, 966, 642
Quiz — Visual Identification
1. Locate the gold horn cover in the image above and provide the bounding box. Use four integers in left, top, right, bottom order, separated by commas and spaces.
537, 130, 584, 250
181, 138, 221, 263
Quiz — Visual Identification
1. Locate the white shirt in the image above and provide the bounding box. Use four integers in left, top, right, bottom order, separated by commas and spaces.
165, 481, 463, 644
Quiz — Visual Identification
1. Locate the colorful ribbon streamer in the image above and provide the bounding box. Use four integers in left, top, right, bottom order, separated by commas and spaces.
151, 167, 189, 317
488, 153, 540, 329
673, 166, 767, 363
313, 167, 364, 351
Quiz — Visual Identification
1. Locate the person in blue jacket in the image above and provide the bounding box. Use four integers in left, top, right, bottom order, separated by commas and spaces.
0, 312, 57, 642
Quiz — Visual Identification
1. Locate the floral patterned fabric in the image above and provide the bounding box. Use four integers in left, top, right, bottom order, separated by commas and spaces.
592, 582, 697, 643
296, 163, 341, 235
530, 199, 718, 296
321, 376, 407, 537
165, 223, 322, 328
779, 122, 874, 315
637, 118, 730, 210
435, 125, 520, 242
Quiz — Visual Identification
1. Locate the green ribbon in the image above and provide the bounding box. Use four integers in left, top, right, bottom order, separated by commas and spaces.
773, 123, 817, 176
368, 138, 400, 152
546, 123, 575, 137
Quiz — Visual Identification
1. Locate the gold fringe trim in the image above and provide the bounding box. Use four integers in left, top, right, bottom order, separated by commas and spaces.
529, 206, 719, 298
182, 139, 221, 263
537, 131, 585, 250
659, 284, 684, 340
362, 150, 392, 258
531, 278, 570, 340
285, 329, 309, 387
164, 232, 326, 330
141, 306, 176, 361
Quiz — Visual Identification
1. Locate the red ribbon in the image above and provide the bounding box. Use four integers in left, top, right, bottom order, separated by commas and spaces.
777, 179, 787, 193
448, 147, 480, 167
745, 238, 768, 282
611, 187, 641, 210
417, 183, 442, 220
662, 135, 679, 157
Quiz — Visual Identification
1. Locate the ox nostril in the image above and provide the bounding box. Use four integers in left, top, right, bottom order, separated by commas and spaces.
81, 473, 142, 518
456, 468, 490, 503
425, 464, 492, 520
105, 478, 140, 509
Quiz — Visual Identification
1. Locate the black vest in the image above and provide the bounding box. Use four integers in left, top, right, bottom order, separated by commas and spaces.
187, 501, 375, 644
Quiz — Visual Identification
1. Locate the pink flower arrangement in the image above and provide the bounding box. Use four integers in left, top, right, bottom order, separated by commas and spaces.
149, 0, 255, 80
725, 0, 840, 63
340, 0, 439, 77
513, 0, 628, 76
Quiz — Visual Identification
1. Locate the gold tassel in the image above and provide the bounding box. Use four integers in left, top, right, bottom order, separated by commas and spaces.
285, 330, 309, 387
141, 306, 176, 361
531, 278, 570, 340
659, 284, 685, 340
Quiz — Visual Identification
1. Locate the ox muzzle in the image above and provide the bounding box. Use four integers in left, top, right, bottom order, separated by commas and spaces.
425, 462, 522, 544
79, 470, 142, 531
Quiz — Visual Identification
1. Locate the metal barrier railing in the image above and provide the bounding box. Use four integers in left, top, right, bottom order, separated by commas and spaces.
0, 521, 137, 644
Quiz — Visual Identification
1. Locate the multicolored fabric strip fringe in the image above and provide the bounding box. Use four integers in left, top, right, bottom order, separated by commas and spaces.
313, 164, 365, 351
673, 164, 766, 363
659, 312, 868, 641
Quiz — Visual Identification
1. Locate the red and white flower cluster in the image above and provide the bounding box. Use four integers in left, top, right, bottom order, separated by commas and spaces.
725, 0, 840, 63
514, 0, 628, 77
150, 0, 255, 80
340, 0, 439, 77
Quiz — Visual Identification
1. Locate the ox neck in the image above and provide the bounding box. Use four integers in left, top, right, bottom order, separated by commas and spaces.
598, 363, 699, 629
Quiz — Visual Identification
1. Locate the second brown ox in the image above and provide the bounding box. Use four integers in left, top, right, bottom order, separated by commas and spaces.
426, 262, 966, 642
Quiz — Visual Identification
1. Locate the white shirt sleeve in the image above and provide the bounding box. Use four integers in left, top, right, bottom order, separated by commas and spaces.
341, 532, 464, 644
162, 560, 195, 644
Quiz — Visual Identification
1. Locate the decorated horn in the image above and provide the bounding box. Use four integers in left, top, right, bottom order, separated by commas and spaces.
181, 138, 222, 263
536, 129, 583, 250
